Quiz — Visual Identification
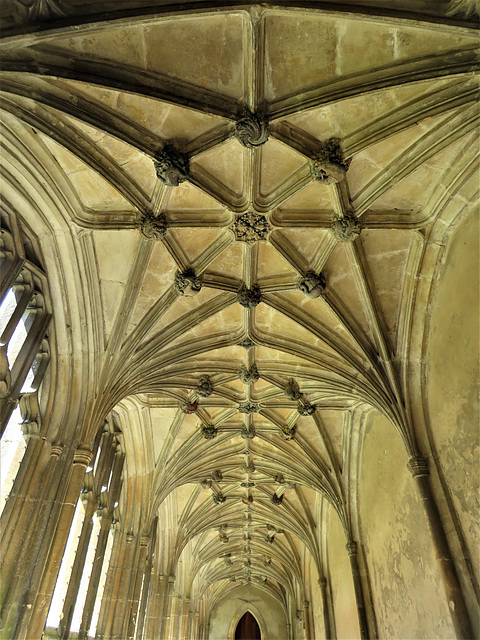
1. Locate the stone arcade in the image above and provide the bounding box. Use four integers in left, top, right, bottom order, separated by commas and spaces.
0, 1, 478, 639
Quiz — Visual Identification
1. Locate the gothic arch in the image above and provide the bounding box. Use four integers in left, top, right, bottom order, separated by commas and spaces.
227, 602, 268, 640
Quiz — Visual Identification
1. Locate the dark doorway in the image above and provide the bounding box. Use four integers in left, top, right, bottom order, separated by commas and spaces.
234, 611, 261, 640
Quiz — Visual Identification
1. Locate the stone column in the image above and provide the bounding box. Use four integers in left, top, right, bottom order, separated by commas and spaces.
125, 535, 149, 639
77, 512, 112, 640
181, 597, 191, 640
192, 610, 200, 640
58, 493, 97, 639
143, 573, 163, 640
95, 525, 122, 639
303, 600, 311, 640
23, 445, 92, 640
136, 522, 157, 640
110, 531, 136, 639
318, 578, 331, 639
346, 541, 369, 640
408, 455, 473, 639
0, 436, 53, 631
159, 574, 175, 640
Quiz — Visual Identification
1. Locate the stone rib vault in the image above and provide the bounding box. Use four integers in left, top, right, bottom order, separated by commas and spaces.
0, 2, 478, 639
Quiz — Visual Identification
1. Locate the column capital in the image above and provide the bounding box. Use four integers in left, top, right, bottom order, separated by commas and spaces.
73, 446, 93, 467
140, 535, 150, 547
50, 444, 63, 459
407, 455, 429, 478
318, 577, 327, 588
346, 540, 358, 556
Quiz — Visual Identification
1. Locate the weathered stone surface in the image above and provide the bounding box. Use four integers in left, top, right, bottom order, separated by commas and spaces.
312, 138, 351, 184
200, 424, 217, 439
237, 284, 261, 308
153, 143, 189, 186
232, 212, 270, 243
298, 400, 316, 416
235, 112, 269, 148
281, 424, 296, 440
238, 402, 259, 414
331, 213, 362, 242
197, 374, 214, 397
174, 268, 202, 296
139, 212, 167, 239
284, 378, 302, 400
238, 363, 259, 385
298, 271, 326, 298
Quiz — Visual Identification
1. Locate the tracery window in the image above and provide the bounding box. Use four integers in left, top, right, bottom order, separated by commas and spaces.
0, 210, 51, 517
44, 418, 124, 639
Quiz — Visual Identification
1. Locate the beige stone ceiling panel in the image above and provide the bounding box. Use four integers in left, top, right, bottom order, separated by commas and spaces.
284, 77, 462, 141
1, 0, 478, 606
323, 243, 375, 344
51, 12, 248, 99
192, 140, 245, 196
59, 79, 228, 140
40, 131, 138, 211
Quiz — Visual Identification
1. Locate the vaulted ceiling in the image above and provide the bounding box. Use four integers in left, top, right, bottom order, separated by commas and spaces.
1, 0, 478, 613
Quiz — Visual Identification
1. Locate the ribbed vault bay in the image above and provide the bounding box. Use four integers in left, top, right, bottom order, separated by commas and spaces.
0, 3, 478, 639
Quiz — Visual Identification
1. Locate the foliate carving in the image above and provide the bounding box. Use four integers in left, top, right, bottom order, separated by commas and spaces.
213, 492, 226, 504
240, 481, 255, 488
212, 469, 223, 482
201, 479, 213, 489
312, 138, 351, 184
281, 424, 297, 441
331, 213, 362, 242
272, 493, 284, 505
224, 555, 233, 566
284, 378, 302, 401
239, 363, 259, 385
238, 402, 259, 414
0, 348, 10, 399
298, 271, 326, 298
298, 400, 316, 416
197, 375, 214, 397
139, 212, 167, 239
346, 541, 358, 556
181, 400, 198, 414
407, 455, 429, 478
241, 425, 256, 439
235, 112, 269, 148
153, 143, 189, 186
237, 284, 261, 308
200, 424, 218, 439
238, 337, 256, 349
218, 529, 229, 543
232, 212, 270, 244
174, 269, 202, 297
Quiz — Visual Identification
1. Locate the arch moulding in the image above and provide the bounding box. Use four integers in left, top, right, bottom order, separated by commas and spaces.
227, 602, 269, 640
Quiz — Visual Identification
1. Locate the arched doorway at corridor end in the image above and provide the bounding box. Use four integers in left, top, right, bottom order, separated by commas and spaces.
235, 611, 261, 639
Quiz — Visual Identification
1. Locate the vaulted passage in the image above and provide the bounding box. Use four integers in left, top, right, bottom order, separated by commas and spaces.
235, 612, 261, 640
0, 1, 478, 639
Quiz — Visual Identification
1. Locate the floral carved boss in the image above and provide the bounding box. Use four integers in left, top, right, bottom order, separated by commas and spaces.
232, 212, 271, 243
